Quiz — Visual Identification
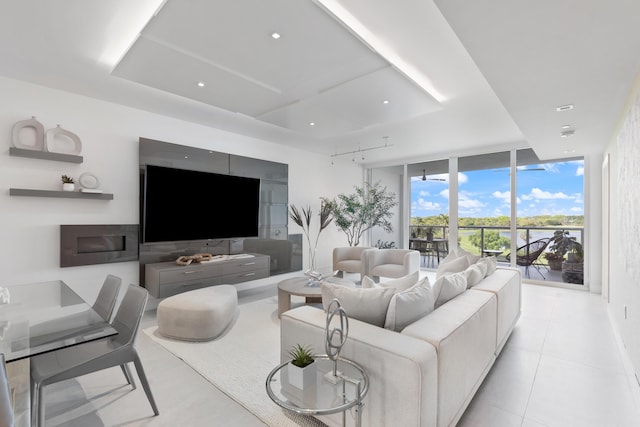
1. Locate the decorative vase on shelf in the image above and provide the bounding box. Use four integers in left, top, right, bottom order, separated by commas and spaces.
12, 116, 45, 151
62, 183, 75, 192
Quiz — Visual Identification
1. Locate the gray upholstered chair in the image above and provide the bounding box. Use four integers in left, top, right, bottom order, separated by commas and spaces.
364, 249, 421, 283
30, 284, 158, 427
332, 246, 374, 280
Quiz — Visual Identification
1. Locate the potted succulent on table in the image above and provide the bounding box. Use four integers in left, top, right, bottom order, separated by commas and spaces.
61, 174, 75, 192
287, 344, 316, 389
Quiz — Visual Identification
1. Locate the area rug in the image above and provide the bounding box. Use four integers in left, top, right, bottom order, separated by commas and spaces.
143, 294, 326, 427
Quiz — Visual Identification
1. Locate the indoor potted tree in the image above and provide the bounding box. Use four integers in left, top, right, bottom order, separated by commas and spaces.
287, 344, 315, 389
321, 181, 397, 246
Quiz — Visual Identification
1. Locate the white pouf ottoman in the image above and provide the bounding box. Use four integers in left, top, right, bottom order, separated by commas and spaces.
157, 285, 238, 341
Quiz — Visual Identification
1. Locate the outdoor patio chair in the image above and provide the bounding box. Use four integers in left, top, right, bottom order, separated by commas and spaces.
505, 238, 551, 279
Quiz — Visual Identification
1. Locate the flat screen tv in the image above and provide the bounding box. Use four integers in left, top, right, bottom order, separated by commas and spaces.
142, 164, 260, 243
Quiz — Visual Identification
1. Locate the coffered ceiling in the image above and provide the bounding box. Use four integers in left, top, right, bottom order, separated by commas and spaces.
1, 0, 639, 167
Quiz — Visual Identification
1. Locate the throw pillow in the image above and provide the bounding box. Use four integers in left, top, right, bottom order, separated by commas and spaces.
320, 281, 396, 327
464, 262, 487, 288
431, 272, 467, 308
384, 277, 434, 332
477, 256, 497, 276
361, 271, 420, 291
436, 255, 470, 278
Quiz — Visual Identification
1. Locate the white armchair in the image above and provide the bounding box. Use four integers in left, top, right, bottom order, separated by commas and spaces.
332, 246, 375, 280
365, 249, 421, 282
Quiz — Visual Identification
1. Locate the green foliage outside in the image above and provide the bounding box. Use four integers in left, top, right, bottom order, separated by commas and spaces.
412, 214, 584, 257
468, 230, 510, 251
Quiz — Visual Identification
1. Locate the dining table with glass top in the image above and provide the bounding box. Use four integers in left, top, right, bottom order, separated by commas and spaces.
0, 280, 117, 427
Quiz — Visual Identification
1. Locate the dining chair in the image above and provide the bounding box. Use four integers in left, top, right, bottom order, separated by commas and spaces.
30, 284, 159, 427
92, 274, 123, 322
28, 274, 122, 340
0, 354, 14, 427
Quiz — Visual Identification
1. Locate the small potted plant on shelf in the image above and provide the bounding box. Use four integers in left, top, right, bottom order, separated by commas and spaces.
287, 344, 315, 389
61, 174, 75, 192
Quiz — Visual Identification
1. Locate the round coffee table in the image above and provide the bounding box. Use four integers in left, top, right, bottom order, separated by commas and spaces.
277, 276, 355, 318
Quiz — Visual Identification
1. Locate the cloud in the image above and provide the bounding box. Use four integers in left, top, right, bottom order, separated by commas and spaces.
493, 190, 510, 201
521, 187, 572, 200
492, 190, 521, 204
458, 191, 485, 209
570, 207, 583, 213
418, 190, 430, 197
414, 198, 441, 211
576, 166, 584, 176
440, 189, 449, 199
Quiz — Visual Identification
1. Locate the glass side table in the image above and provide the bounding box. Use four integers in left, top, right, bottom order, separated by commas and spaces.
265, 355, 369, 427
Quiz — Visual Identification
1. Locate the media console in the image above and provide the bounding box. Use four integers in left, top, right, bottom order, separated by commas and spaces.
144, 253, 270, 298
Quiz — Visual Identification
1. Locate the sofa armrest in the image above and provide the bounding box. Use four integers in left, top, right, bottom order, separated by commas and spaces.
281, 306, 438, 427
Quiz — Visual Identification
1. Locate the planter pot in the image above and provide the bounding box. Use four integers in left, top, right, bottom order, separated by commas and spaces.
548, 259, 563, 271
62, 183, 75, 192
288, 361, 316, 390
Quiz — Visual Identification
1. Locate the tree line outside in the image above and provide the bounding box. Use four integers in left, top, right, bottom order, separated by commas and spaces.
411, 214, 584, 253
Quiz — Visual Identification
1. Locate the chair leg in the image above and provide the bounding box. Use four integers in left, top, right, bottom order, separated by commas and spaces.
133, 353, 159, 416
121, 363, 136, 389
31, 380, 44, 427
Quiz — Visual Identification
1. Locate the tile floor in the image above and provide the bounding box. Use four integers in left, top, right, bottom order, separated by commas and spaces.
43, 282, 640, 427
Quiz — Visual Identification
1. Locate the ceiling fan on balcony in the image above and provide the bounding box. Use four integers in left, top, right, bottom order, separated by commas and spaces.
495, 167, 546, 175
420, 169, 446, 181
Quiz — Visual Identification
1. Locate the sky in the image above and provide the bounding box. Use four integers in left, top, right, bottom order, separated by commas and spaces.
411, 160, 584, 218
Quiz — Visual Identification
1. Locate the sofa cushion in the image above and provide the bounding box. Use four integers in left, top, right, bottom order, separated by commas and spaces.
464, 262, 487, 288
402, 289, 497, 427
476, 256, 497, 276
432, 272, 467, 308
384, 277, 434, 332
436, 255, 470, 278
320, 281, 396, 327
361, 271, 420, 291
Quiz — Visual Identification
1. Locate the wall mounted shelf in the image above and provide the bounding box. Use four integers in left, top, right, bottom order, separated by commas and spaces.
9, 147, 83, 163
9, 188, 113, 200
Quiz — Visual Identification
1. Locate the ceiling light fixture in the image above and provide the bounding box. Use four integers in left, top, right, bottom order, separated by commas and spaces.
382, 100, 390, 104
561, 124, 571, 129
561, 130, 575, 138
271, 32, 281, 39
330, 136, 393, 163
556, 104, 574, 112
309, 122, 315, 126
197, 82, 205, 87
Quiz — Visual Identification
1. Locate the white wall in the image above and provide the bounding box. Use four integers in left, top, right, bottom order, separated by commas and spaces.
0, 76, 362, 303
604, 72, 640, 378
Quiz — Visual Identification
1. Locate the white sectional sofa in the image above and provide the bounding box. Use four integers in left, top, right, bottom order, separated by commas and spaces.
280, 259, 521, 427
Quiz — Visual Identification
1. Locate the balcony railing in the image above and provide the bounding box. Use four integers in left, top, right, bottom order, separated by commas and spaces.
409, 224, 584, 284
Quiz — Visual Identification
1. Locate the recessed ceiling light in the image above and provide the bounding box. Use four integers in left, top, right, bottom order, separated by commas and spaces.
563, 149, 576, 154
382, 100, 390, 104
271, 32, 281, 39
561, 124, 571, 129
556, 104, 574, 112
197, 82, 205, 87
561, 130, 575, 138
309, 122, 315, 126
